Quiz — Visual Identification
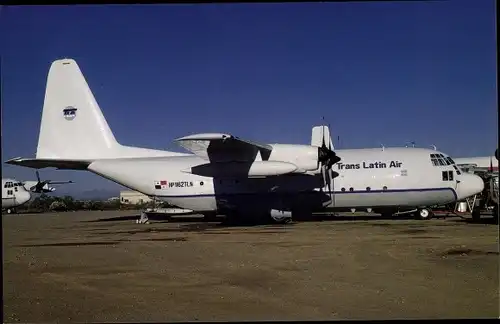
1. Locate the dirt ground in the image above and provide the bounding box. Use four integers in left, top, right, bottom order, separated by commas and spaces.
2, 210, 499, 322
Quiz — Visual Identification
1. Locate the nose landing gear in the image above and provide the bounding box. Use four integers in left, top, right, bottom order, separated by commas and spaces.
415, 208, 434, 220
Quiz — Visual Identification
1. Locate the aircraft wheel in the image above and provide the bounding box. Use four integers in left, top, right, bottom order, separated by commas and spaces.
269, 211, 293, 224
415, 208, 433, 220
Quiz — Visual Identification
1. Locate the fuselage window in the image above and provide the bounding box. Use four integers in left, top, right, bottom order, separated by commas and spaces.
14, 187, 18, 192
349, 187, 354, 192
366, 187, 371, 191
383, 186, 387, 191
200, 181, 204, 186
341, 187, 346, 192
442, 171, 449, 181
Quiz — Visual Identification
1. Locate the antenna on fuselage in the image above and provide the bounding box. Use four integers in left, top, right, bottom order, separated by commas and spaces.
380, 144, 385, 151
430, 145, 437, 151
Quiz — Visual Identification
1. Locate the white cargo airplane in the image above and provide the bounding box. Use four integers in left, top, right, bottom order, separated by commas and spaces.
2, 173, 72, 213
5, 58, 485, 224
2, 178, 32, 213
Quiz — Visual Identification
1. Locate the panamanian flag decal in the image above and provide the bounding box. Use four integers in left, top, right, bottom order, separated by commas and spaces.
154, 180, 168, 190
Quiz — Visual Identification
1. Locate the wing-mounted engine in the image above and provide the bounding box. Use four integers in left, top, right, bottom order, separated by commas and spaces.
267, 144, 320, 172
175, 129, 341, 179
24, 170, 74, 193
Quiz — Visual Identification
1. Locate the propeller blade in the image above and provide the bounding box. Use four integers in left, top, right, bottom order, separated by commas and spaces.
321, 164, 326, 189
327, 122, 332, 151
328, 167, 333, 203
321, 121, 326, 148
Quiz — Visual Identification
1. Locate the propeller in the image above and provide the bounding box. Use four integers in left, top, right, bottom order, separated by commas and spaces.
28, 171, 73, 193
317, 120, 341, 206
32, 170, 50, 193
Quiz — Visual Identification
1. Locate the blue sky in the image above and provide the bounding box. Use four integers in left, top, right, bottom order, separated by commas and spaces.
1, 1, 497, 195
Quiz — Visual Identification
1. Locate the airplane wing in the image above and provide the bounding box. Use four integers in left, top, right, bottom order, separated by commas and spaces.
47, 180, 74, 185
174, 133, 273, 162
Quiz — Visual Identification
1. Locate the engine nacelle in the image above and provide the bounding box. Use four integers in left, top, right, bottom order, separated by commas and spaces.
268, 144, 319, 172
184, 160, 298, 177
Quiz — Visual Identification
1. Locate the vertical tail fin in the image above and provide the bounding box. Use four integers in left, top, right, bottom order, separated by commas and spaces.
311, 125, 333, 149
36, 59, 119, 160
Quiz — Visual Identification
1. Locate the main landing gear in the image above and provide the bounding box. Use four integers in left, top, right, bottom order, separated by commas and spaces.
136, 211, 150, 224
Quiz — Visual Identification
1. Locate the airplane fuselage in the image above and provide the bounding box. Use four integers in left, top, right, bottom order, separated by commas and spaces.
87, 147, 480, 216
2, 179, 32, 211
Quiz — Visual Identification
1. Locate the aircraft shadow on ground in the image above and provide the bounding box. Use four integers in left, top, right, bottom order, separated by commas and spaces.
451, 217, 499, 225
82, 212, 432, 227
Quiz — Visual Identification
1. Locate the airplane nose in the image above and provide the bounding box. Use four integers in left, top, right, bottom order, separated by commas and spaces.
457, 173, 485, 200
19, 191, 31, 205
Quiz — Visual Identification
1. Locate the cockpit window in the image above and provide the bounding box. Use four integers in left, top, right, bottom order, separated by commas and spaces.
430, 154, 447, 166
446, 157, 456, 165
453, 165, 462, 175
431, 154, 457, 167
430, 154, 439, 166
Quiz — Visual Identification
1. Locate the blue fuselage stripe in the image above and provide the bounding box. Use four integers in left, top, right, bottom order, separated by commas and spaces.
158, 187, 458, 201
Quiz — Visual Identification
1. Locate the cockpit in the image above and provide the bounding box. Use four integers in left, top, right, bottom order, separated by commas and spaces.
4, 181, 24, 188
3, 181, 26, 193
429, 153, 462, 181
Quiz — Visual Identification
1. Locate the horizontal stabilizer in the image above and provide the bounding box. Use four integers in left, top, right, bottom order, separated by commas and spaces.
175, 133, 273, 162
5, 157, 91, 170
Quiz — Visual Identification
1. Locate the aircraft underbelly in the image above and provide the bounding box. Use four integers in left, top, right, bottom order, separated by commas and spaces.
160, 195, 217, 212
327, 188, 456, 209
159, 187, 457, 213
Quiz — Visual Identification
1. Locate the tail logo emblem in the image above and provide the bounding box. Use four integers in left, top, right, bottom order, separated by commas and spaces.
63, 106, 78, 121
